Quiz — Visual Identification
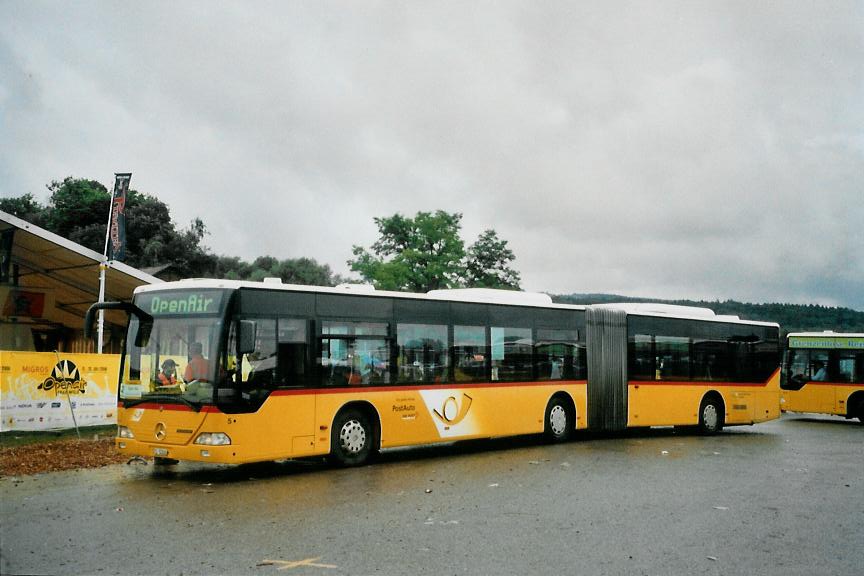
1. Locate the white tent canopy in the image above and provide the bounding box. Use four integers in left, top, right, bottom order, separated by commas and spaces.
0, 210, 161, 341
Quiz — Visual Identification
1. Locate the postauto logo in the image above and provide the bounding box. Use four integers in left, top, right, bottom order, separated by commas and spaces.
38, 359, 87, 396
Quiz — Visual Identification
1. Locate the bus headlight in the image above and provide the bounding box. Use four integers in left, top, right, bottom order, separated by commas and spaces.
118, 426, 134, 439
194, 432, 232, 446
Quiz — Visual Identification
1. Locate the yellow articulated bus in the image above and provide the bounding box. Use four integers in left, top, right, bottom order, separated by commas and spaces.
781, 332, 864, 422
586, 304, 780, 435
86, 280, 780, 467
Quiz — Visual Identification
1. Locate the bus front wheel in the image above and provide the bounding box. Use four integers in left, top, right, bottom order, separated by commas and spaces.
330, 409, 374, 466
698, 395, 724, 435
544, 395, 574, 442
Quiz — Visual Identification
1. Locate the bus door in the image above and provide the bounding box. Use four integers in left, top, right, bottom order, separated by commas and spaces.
807, 351, 835, 413
233, 318, 317, 455
832, 350, 860, 415
783, 349, 832, 414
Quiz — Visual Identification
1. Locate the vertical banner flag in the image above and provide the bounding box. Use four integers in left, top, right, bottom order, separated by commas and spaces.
0, 228, 14, 283
108, 173, 131, 261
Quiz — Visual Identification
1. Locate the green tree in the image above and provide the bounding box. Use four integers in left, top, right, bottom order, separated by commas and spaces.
3, 177, 216, 276
207, 254, 342, 286
44, 177, 110, 244
272, 257, 342, 285
349, 211, 466, 292
465, 229, 521, 290
212, 255, 252, 280
0, 193, 48, 227
349, 210, 522, 292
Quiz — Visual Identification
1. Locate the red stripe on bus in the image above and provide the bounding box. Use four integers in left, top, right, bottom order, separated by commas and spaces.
797, 381, 864, 387
271, 380, 588, 397
629, 380, 770, 388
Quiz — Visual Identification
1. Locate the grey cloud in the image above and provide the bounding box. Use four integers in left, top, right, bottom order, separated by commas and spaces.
1, 0, 862, 309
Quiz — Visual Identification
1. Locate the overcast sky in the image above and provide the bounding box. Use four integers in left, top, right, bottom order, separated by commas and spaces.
1, 1, 862, 309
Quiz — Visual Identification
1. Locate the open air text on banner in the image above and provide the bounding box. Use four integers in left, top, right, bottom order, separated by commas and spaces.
0, 351, 119, 432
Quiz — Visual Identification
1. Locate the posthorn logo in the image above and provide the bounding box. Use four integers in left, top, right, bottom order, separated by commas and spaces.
433, 393, 473, 425
38, 359, 87, 396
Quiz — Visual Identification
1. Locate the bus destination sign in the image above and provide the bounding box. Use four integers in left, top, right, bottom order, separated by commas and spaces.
136, 290, 225, 316
788, 336, 864, 350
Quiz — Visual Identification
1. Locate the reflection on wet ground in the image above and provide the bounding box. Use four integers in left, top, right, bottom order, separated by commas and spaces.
74, 413, 847, 524
115, 423, 784, 500
781, 414, 862, 427
114, 412, 862, 491
3, 412, 860, 576
96, 422, 795, 540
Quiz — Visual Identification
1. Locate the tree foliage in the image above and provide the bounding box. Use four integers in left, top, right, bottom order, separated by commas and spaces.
2, 177, 340, 286
465, 229, 521, 289
349, 210, 521, 292
213, 255, 343, 286
0, 193, 49, 228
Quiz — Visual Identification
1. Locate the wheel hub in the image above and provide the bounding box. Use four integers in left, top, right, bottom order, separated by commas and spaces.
703, 404, 718, 430
549, 405, 567, 435
340, 420, 367, 453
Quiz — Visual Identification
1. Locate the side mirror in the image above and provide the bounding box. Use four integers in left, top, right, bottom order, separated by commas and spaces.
85, 301, 153, 343
239, 320, 257, 356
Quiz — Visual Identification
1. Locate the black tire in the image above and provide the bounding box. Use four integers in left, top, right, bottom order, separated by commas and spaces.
698, 395, 724, 435
330, 408, 375, 466
543, 395, 573, 442
855, 398, 864, 424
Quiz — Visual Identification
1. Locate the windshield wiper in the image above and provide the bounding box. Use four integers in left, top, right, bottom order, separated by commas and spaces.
124, 394, 202, 411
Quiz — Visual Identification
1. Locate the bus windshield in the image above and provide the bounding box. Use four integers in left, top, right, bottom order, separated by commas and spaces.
120, 315, 223, 406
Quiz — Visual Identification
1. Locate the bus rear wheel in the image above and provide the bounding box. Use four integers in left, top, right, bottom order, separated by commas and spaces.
855, 397, 864, 424
330, 408, 374, 466
544, 395, 574, 442
698, 396, 724, 435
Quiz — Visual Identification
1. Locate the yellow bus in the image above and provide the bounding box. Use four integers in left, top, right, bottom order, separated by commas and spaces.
587, 304, 780, 435
781, 332, 864, 422
86, 280, 781, 466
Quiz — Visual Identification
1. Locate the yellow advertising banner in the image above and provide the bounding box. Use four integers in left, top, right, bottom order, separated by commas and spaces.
0, 351, 119, 432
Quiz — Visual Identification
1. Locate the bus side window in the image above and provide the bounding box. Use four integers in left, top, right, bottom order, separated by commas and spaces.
836, 351, 855, 383
243, 319, 278, 394
318, 321, 390, 387
855, 352, 864, 384
628, 334, 654, 381
655, 336, 691, 381
535, 329, 579, 381
810, 351, 829, 381
396, 323, 448, 384
453, 325, 487, 383
491, 327, 532, 382
278, 319, 308, 388
693, 339, 729, 382
782, 349, 809, 390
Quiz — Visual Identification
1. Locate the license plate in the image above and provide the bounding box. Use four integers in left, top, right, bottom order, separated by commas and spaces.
153, 448, 169, 457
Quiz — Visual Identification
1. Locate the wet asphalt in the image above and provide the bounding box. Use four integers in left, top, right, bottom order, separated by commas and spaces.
1, 413, 861, 576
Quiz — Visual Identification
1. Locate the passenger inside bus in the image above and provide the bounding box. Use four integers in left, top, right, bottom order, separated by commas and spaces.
812, 360, 827, 381
184, 342, 210, 382
157, 359, 177, 387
